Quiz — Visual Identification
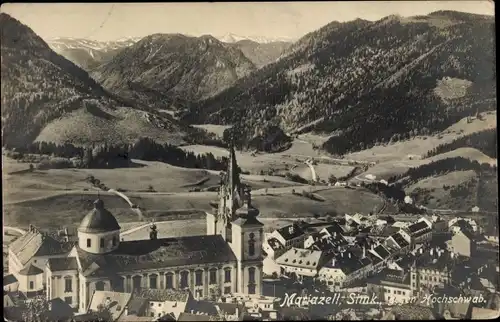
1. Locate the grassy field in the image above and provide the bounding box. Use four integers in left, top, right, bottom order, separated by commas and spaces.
355, 147, 497, 181
292, 163, 355, 181
407, 170, 478, 210
121, 217, 312, 241
2, 158, 301, 204
346, 111, 496, 163
3, 187, 384, 230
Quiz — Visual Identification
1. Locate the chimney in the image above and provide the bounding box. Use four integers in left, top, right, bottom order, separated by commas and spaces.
332, 258, 336, 267
235, 307, 239, 317
333, 232, 337, 238
430, 248, 434, 256
362, 246, 366, 259
348, 253, 351, 259
124, 306, 128, 316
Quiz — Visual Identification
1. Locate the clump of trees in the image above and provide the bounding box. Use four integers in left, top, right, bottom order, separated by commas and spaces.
6, 137, 230, 171
425, 128, 497, 159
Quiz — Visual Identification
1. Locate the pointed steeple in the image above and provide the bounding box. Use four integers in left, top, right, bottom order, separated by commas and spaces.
227, 134, 240, 191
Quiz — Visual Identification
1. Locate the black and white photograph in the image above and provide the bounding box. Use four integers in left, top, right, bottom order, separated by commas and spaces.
1, 1, 498, 321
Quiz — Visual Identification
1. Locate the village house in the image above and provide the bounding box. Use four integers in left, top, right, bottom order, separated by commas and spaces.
446, 228, 477, 258
275, 248, 326, 278
384, 231, 411, 256
410, 248, 452, 296
366, 268, 412, 304
405, 218, 433, 246
268, 224, 307, 249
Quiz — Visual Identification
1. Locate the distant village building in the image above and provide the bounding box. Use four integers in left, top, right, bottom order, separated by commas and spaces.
8, 143, 264, 313
471, 206, 480, 213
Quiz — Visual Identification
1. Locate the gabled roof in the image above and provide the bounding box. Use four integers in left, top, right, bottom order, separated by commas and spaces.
75, 235, 237, 276
276, 224, 305, 241
408, 221, 430, 234
88, 291, 132, 321
3, 274, 18, 286
18, 263, 43, 276
390, 232, 410, 248
126, 297, 148, 316
178, 312, 217, 321
47, 257, 79, 272
138, 288, 190, 302
276, 248, 324, 269
9, 229, 72, 265
373, 244, 391, 259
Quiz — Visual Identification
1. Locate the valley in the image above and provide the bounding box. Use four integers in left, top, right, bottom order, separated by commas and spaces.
1, 8, 497, 257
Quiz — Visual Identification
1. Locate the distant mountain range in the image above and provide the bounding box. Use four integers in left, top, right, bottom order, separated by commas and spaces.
0, 14, 191, 148
217, 33, 295, 44
47, 37, 141, 70
182, 11, 496, 153
88, 34, 257, 109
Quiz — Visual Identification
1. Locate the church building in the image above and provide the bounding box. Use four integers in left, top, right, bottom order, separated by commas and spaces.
7, 143, 264, 313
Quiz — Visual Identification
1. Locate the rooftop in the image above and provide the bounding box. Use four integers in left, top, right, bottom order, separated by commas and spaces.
373, 244, 391, 259
276, 248, 324, 269
47, 257, 79, 272
138, 288, 190, 302
78, 199, 121, 233
75, 235, 237, 276
408, 221, 430, 234
88, 291, 132, 321
276, 224, 305, 241
390, 232, 410, 248
19, 263, 44, 276
9, 229, 73, 265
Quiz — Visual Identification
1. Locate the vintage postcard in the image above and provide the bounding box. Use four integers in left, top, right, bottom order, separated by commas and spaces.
1, 1, 498, 321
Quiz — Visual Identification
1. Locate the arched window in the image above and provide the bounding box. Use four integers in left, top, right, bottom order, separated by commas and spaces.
180, 271, 189, 289
132, 276, 142, 291
95, 281, 105, 291
149, 274, 158, 289
209, 268, 217, 285
165, 273, 174, 289
224, 268, 231, 283
64, 276, 72, 292
248, 267, 256, 295
195, 270, 203, 286
248, 233, 256, 256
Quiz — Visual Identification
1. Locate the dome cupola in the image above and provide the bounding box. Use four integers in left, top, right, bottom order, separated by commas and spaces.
78, 198, 121, 254
78, 199, 121, 233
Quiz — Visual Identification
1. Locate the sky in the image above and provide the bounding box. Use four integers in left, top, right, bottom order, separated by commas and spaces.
1, 1, 495, 42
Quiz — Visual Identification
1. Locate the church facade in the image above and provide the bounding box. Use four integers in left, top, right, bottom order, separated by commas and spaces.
7, 144, 264, 313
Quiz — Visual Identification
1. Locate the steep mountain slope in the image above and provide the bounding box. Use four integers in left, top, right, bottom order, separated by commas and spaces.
228, 39, 291, 68
90, 34, 256, 109
47, 37, 141, 70
0, 14, 188, 148
184, 11, 495, 153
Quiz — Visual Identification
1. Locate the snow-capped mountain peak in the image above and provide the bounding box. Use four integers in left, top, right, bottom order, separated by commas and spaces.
217, 33, 294, 44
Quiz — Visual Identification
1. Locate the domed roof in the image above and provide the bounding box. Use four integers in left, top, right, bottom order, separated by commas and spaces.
78, 199, 121, 233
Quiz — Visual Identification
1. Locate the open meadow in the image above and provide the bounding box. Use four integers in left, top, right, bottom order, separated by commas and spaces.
346, 111, 496, 163
3, 185, 384, 230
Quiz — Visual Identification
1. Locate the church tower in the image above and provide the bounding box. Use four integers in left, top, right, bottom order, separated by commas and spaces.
207, 138, 245, 241
230, 187, 264, 295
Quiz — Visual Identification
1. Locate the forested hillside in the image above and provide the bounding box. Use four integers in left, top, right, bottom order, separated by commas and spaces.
0, 14, 192, 148
182, 11, 495, 153
425, 128, 497, 159
90, 34, 256, 110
